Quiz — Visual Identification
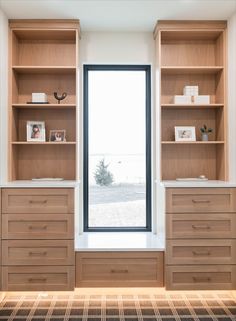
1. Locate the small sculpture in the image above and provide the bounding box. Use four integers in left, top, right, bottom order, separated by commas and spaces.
54, 92, 67, 104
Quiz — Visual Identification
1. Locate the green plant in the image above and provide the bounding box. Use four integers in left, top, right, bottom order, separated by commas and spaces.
94, 158, 114, 186
200, 124, 213, 134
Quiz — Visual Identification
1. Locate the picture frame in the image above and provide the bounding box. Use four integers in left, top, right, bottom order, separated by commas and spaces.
49, 129, 66, 142
27, 121, 46, 142
175, 126, 196, 142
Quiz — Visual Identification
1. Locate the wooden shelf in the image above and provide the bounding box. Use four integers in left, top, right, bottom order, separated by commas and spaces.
9, 20, 79, 181
162, 141, 225, 145
155, 21, 227, 181
13, 29, 77, 41
12, 142, 76, 145
161, 104, 224, 109
12, 103, 76, 109
161, 66, 224, 75
12, 66, 76, 74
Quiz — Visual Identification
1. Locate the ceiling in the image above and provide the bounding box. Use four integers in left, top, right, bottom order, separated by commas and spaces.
0, 0, 236, 32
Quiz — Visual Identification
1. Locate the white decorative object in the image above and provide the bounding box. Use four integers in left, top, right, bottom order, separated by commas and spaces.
193, 95, 210, 104
183, 86, 199, 96
173, 95, 192, 104
32, 93, 48, 103
175, 126, 196, 142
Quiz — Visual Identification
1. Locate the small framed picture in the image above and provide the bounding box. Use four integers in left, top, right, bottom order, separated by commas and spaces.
49, 130, 66, 142
175, 126, 196, 142
27, 121, 45, 142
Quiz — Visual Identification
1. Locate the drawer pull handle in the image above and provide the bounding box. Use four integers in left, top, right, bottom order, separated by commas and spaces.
192, 199, 210, 204
193, 276, 211, 283
29, 200, 47, 204
28, 277, 47, 283
29, 251, 47, 256
192, 225, 210, 230
110, 269, 128, 274
192, 251, 210, 256
28, 225, 47, 230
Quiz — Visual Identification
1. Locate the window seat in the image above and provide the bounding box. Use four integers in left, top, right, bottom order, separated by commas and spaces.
75, 232, 165, 251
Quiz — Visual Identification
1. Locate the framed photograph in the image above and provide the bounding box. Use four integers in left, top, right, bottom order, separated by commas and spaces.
27, 121, 45, 142
175, 126, 196, 142
49, 130, 66, 142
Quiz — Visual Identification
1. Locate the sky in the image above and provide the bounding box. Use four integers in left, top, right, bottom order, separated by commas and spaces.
88, 70, 146, 156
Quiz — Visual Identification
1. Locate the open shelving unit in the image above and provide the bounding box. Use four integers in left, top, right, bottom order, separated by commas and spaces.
8, 20, 80, 181
154, 21, 227, 180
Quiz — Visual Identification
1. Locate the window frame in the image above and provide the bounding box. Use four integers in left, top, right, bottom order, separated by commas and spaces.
83, 64, 152, 232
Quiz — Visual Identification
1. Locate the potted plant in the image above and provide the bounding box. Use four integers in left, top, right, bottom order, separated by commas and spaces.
200, 124, 213, 141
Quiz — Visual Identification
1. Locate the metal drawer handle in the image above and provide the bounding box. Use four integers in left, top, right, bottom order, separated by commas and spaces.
192, 251, 210, 256
110, 269, 128, 274
28, 277, 47, 283
193, 276, 211, 283
28, 225, 47, 230
29, 200, 47, 204
192, 225, 210, 230
192, 199, 210, 204
29, 251, 47, 256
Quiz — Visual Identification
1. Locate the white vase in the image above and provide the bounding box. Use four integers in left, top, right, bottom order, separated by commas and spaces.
202, 133, 209, 141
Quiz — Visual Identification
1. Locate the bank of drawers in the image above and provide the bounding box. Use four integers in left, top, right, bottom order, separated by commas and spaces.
1, 188, 75, 291
166, 188, 236, 290
76, 252, 164, 287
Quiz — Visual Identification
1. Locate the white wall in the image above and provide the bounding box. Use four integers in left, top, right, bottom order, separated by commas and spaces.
228, 12, 236, 181
0, 9, 8, 184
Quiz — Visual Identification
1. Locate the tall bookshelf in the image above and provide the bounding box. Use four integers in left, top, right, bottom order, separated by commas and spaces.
154, 21, 227, 180
8, 20, 80, 181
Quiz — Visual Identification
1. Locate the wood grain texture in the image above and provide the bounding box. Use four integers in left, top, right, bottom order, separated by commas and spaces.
166, 213, 236, 240
166, 188, 236, 213
2, 265, 75, 291
2, 188, 74, 214
2, 214, 74, 240
13, 107, 76, 142
156, 21, 227, 180
9, 20, 78, 181
165, 265, 236, 290
2, 239, 75, 266
76, 252, 164, 287
166, 239, 236, 265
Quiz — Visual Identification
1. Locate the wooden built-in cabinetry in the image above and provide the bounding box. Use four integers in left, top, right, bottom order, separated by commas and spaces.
1, 188, 75, 291
76, 252, 164, 287
154, 21, 227, 180
8, 20, 80, 181
165, 188, 236, 290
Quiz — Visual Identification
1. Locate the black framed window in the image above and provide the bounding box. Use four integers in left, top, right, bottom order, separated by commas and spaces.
83, 65, 151, 232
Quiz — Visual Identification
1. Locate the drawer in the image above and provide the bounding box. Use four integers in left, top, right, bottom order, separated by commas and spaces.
166, 265, 236, 290
166, 213, 236, 239
166, 188, 236, 213
2, 240, 74, 266
2, 214, 74, 239
76, 252, 164, 287
166, 239, 236, 265
2, 188, 74, 214
2, 266, 75, 291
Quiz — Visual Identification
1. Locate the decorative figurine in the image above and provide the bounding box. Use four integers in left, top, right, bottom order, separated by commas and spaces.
54, 92, 67, 104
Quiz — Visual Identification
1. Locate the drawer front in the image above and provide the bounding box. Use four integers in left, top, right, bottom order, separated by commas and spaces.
166, 265, 236, 290
2, 188, 74, 214
2, 240, 74, 266
166, 188, 235, 213
166, 213, 236, 239
76, 252, 164, 287
2, 266, 75, 291
2, 214, 74, 239
166, 239, 236, 265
